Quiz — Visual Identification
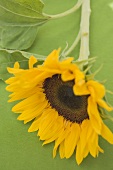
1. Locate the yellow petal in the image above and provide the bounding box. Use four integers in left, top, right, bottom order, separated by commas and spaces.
6, 81, 20, 92
82, 144, 89, 158
17, 100, 48, 120
97, 146, 104, 154
29, 56, 37, 69
41, 124, 62, 141
53, 130, 65, 158
73, 83, 90, 96
43, 129, 64, 146
88, 132, 98, 157
80, 119, 90, 153
28, 116, 42, 132
53, 122, 71, 158
5, 77, 17, 84
24, 117, 35, 124
9, 86, 41, 102
30, 71, 52, 87
43, 48, 61, 69
12, 92, 45, 112
101, 122, 113, 144
39, 111, 58, 140
59, 141, 65, 159
7, 67, 23, 74
60, 62, 77, 73
14, 62, 20, 69
38, 109, 56, 136
65, 123, 80, 158
42, 116, 64, 144
76, 141, 84, 165
60, 57, 74, 65
88, 97, 102, 134
97, 99, 113, 111
75, 69, 85, 84
87, 80, 105, 99
61, 70, 74, 81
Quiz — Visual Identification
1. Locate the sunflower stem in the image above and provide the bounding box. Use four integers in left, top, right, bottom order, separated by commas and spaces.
78, 0, 91, 64
43, 0, 83, 19
61, 0, 91, 61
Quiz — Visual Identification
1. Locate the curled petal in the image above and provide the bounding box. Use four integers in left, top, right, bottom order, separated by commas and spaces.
73, 82, 90, 95
87, 80, 105, 100
61, 70, 75, 81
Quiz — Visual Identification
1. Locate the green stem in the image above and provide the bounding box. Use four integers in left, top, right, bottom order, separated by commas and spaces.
61, 0, 91, 60
43, 0, 83, 19
78, 0, 91, 62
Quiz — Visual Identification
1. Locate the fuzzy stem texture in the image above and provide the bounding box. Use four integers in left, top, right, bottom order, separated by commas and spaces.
78, 0, 91, 61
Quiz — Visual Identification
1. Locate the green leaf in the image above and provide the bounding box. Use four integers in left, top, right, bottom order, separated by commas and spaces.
0, 0, 48, 26
0, 49, 46, 60
0, 49, 46, 81
0, 50, 28, 81
1, 26, 39, 50
0, 0, 49, 50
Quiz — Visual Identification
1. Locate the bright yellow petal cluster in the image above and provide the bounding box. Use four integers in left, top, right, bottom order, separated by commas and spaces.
6, 49, 113, 165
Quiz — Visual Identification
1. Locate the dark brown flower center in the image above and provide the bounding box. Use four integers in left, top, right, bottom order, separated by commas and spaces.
43, 74, 89, 123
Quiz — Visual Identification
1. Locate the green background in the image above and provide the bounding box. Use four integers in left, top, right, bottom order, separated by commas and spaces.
1, 0, 113, 169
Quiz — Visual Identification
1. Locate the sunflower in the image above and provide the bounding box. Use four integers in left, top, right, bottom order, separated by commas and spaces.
6, 49, 113, 165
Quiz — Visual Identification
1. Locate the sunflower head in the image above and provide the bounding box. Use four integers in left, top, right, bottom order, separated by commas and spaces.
6, 49, 113, 165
